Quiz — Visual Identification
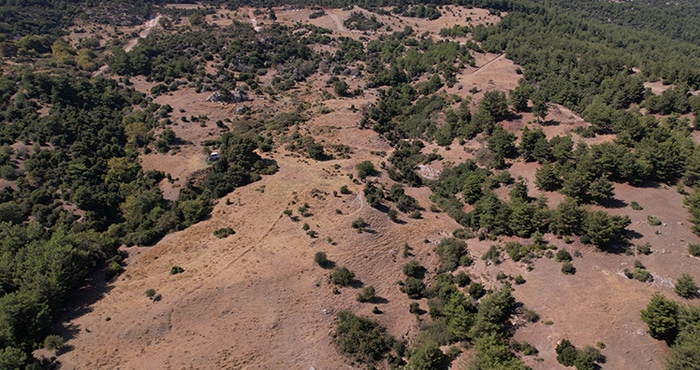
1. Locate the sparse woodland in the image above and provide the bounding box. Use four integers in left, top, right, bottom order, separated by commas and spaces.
0, 0, 699, 369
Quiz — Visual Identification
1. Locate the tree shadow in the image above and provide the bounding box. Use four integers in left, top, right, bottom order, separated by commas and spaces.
349, 279, 364, 289
319, 260, 336, 270
541, 119, 560, 126
625, 229, 645, 241
370, 296, 389, 304
506, 112, 523, 121
630, 179, 662, 189
600, 198, 627, 209
51, 266, 116, 346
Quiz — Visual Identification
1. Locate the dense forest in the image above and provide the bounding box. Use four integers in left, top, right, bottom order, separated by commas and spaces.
0, 0, 699, 368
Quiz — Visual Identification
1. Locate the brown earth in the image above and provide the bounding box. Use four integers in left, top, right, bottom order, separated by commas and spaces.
51, 5, 700, 370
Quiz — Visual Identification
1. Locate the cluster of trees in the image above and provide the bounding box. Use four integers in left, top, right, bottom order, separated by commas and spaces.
343, 11, 383, 31
555, 339, 604, 370
641, 293, 700, 370
384, 236, 532, 369
428, 159, 630, 250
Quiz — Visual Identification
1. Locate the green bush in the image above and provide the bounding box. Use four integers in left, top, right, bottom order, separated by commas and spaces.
556, 339, 578, 367
555, 249, 573, 262
351, 217, 368, 231
170, 266, 184, 275
647, 215, 662, 226
335, 311, 392, 363
436, 237, 469, 271
357, 286, 376, 303
403, 260, 424, 278
403, 277, 426, 299
388, 208, 399, 222
561, 262, 576, 275
688, 243, 700, 256
454, 271, 471, 287
145, 288, 157, 299
213, 227, 235, 238
314, 251, 331, 268
633, 268, 653, 282
637, 243, 652, 255
332, 266, 355, 286
409, 302, 422, 314
481, 245, 501, 264
105, 260, 124, 280
675, 273, 698, 298
356, 160, 375, 180
44, 335, 65, 351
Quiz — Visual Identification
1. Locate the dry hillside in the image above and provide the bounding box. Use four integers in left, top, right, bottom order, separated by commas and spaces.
46, 5, 700, 370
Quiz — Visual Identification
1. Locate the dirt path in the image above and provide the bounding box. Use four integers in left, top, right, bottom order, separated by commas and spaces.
328, 12, 347, 33
93, 15, 161, 76
471, 53, 505, 77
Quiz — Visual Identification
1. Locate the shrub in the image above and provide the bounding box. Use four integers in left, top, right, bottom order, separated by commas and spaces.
512, 340, 538, 356
403, 277, 426, 299
145, 289, 157, 299
302, 223, 310, 231
335, 311, 391, 363
454, 271, 471, 287
637, 243, 652, 255
44, 335, 65, 351
630, 201, 643, 210
689, 243, 700, 256
170, 266, 184, 275
105, 260, 124, 279
556, 339, 578, 367
408, 210, 422, 219
351, 217, 368, 231
403, 260, 425, 278
452, 228, 473, 239
675, 273, 698, 298
409, 302, 422, 314
561, 262, 576, 275
647, 215, 662, 226
213, 227, 235, 238
481, 245, 501, 264
633, 268, 653, 282
314, 252, 332, 268
356, 160, 375, 180
332, 267, 355, 286
555, 249, 573, 262
436, 238, 469, 271
521, 308, 539, 323
388, 208, 398, 222
514, 275, 526, 285
340, 185, 351, 194
357, 286, 376, 302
